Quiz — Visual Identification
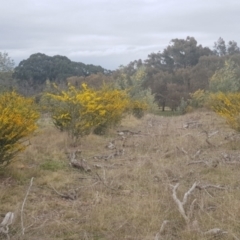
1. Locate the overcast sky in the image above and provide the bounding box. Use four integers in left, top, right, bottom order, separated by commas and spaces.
1, 0, 240, 70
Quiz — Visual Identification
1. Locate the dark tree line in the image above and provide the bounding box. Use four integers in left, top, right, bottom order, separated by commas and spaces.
13, 53, 110, 95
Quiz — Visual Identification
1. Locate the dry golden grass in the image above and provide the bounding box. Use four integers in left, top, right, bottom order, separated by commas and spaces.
1, 110, 240, 239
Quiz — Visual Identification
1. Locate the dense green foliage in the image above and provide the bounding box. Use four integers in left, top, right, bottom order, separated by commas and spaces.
114, 67, 158, 113
189, 56, 240, 131
0, 52, 15, 92
14, 53, 110, 95
209, 60, 240, 92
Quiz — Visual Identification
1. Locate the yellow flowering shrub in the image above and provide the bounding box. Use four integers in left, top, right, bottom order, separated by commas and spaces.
0, 92, 39, 167
130, 100, 148, 118
208, 92, 240, 131
190, 89, 208, 108
44, 83, 147, 138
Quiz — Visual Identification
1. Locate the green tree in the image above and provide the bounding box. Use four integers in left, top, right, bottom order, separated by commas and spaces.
143, 37, 213, 110
214, 37, 227, 56
227, 41, 240, 55
0, 52, 14, 71
14, 53, 109, 95
145, 37, 212, 74
161, 36, 212, 69
114, 67, 157, 114
189, 55, 225, 91
150, 70, 172, 111
0, 52, 15, 93
209, 60, 240, 92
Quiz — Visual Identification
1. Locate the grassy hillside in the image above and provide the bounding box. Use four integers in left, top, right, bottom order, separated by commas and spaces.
1, 110, 240, 239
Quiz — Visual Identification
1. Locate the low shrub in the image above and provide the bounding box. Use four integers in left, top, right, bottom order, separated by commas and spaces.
208, 92, 240, 131
43, 84, 147, 139
0, 92, 39, 167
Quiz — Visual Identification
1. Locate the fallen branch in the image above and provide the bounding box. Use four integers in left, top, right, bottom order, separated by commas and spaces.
159, 220, 170, 234
49, 184, 77, 200
171, 182, 228, 236
105, 141, 116, 149
95, 172, 116, 191
117, 130, 141, 135
208, 131, 219, 138
203, 228, 228, 236
196, 184, 226, 191
172, 182, 197, 224
187, 159, 219, 168
206, 138, 215, 147
187, 160, 208, 166
21, 177, 34, 235
183, 121, 201, 129
200, 130, 216, 147
176, 146, 188, 156
68, 151, 91, 171
192, 149, 202, 159
93, 154, 115, 160
71, 159, 91, 172
0, 212, 14, 239
154, 220, 170, 240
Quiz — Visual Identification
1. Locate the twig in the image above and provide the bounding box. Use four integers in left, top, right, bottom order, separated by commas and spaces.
187, 161, 208, 166
183, 121, 200, 129
154, 220, 170, 240
193, 149, 202, 159
208, 131, 219, 138
203, 228, 228, 236
95, 172, 116, 191
196, 184, 226, 191
49, 184, 77, 200
182, 182, 197, 206
189, 199, 197, 220
231, 233, 240, 240
206, 138, 215, 147
176, 146, 188, 156
200, 130, 216, 147
159, 220, 170, 234
21, 177, 34, 235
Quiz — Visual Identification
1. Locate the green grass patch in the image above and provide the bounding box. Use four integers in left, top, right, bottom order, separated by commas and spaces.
39, 159, 67, 171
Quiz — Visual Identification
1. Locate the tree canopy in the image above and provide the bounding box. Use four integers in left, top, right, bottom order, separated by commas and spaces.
0, 52, 15, 92
13, 53, 110, 95
2, 36, 240, 112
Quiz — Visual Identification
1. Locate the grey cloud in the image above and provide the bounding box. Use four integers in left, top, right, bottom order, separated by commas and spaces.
1, 0, 240, 69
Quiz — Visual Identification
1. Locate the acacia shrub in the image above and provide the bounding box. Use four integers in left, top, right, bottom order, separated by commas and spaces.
0, 92, 39, 167
208, 92, 240, 131
189, 89, 209, 108
44, 83, 147, 139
